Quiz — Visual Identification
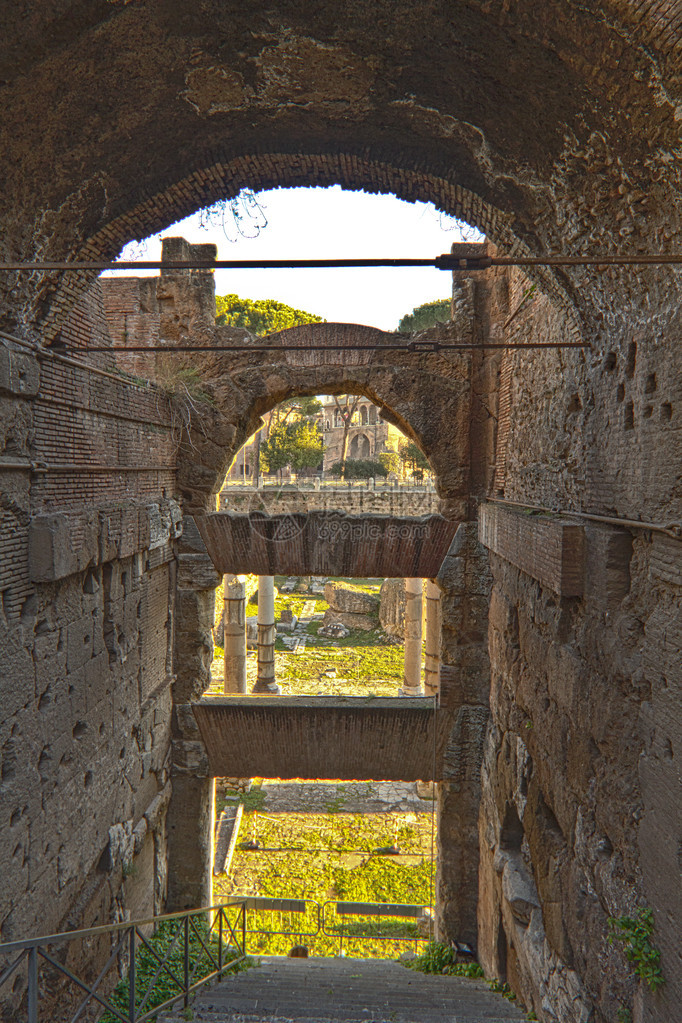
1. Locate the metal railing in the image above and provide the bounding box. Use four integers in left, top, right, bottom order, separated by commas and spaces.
0, 898, 428, 1021
224, 897, 428, 955
0, 902, 246, 1023
322, 901, 429, 956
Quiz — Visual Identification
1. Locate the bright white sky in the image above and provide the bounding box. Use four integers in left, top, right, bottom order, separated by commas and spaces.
105, 186, 482, 331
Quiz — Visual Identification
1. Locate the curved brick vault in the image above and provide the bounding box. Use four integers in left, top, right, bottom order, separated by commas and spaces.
1, 7, 681, 1023
1, 1, 681, 340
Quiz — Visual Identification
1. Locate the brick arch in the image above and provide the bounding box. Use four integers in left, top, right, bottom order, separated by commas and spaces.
174, 321, 472, 517
33, 153, 581, 345
3, 1, 681, 346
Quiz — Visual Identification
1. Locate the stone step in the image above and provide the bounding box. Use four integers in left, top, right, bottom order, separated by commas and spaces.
159, 955, 527, 1023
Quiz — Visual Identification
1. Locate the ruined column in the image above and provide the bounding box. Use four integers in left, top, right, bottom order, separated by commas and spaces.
424, 579, 442, 697
253, 575, 280, 694
223, 574, 247, 694
401, 577, 423, 695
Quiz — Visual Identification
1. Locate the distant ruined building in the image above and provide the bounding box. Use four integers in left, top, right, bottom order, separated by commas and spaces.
319, 396, 404, 471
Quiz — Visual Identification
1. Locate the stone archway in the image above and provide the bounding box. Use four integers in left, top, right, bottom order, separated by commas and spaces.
163, 301, 495, 951
168, 318, 477, 518
7, 2, 681, 340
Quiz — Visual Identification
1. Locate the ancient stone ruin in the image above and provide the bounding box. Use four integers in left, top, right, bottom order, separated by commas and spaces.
0, 6, 681, 1023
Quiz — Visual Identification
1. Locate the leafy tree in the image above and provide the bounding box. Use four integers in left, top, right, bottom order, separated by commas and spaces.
260, 419, 323, 478
266, 396, 322, 437
216, 294, 324, 335
378, 451, 400, 475
332, 394, 361, 466
328, 459, 388, 479
399, 440, 430, 476
397, 298, 451, 334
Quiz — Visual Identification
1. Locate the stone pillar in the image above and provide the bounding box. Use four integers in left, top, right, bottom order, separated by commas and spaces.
167, 514, 222, 912
401, 577, 423, 695
424, 579, 442, 697
253, 575, 279, 694
434, 522, 492, 948
223, 574, 247, 694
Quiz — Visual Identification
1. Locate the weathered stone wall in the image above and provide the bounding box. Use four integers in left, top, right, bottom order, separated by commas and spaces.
220, 486, 440, 517
435, 523, 492, 949
478, 276, 682, 1022
0, 284, 178, 1002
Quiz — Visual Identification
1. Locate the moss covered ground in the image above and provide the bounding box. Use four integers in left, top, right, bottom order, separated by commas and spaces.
209, 576, 405, 697
214, 782, 436, 958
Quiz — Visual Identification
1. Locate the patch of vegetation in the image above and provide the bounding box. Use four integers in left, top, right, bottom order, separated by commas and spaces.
608, 907, 664, 992
100, 917, 250, 1023
406, 940, 484, 977
216, 807, 435, 958
488, 979, 517, 1001
397, 298, 451, 334
239, 785, 266, 813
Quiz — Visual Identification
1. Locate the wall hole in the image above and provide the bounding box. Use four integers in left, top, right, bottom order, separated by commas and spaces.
37, 747, 51, 782
72, 721, 87, 739
661, 403, 672, 421
625, 341, 637, 378
38, 687, 52, 711
624, 402, 634, 430
604, 352, 617, 372
84, 770, 93, 788
616, 382, 625, 402
500, 802, 524, 853
643, 405, 653, 419
645, 373, 657, 394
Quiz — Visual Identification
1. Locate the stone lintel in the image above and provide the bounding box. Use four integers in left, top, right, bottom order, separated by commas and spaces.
194, 511, 459, 578
478, 502, 584, 597
29, 498, 181, 582
193, 696, 456, 781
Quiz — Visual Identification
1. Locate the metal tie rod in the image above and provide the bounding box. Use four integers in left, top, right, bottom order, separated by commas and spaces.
1, 253, 682, 271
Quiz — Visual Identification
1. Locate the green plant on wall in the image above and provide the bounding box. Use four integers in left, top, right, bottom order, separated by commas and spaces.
608, 907, 664, 992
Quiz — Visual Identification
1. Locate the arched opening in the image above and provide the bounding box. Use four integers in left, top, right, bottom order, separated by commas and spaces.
349, 433, 370, 459
4, 7, 680, 1014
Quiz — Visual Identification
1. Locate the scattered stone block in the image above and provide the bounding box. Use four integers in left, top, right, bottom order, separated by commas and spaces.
325, 582, 379, 615
323, 608, 376, 632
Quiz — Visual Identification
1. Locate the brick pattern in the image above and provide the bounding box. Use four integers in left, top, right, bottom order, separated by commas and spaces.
195, 511, 459, 578
0, 278, 178, 956
193, 697, 457, 781
478, 502, 585, 597
41, 151, 579, 345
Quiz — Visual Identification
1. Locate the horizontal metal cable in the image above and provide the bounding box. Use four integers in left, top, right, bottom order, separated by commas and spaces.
0, 253, 681, 272
51, 341, 589, 354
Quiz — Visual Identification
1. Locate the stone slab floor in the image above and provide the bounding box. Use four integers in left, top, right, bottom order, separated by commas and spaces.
160, 955, 527, 1022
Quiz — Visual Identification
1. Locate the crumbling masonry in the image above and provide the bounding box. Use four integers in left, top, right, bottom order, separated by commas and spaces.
0, 6, 681, 1023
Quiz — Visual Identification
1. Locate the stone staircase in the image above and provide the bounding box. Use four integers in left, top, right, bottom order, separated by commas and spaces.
160, 955, 527, 1022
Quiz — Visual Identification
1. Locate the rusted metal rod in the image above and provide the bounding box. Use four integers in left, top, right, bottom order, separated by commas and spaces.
0, 253, 681, 271
489, 497, 682, 540
52, 341, 589, 354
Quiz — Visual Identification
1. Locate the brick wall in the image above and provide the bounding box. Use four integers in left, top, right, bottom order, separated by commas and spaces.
0, 278, 178, 997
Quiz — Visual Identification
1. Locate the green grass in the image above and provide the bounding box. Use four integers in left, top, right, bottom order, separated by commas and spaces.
215, 808, 435, 958
209, 576, 406, 697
